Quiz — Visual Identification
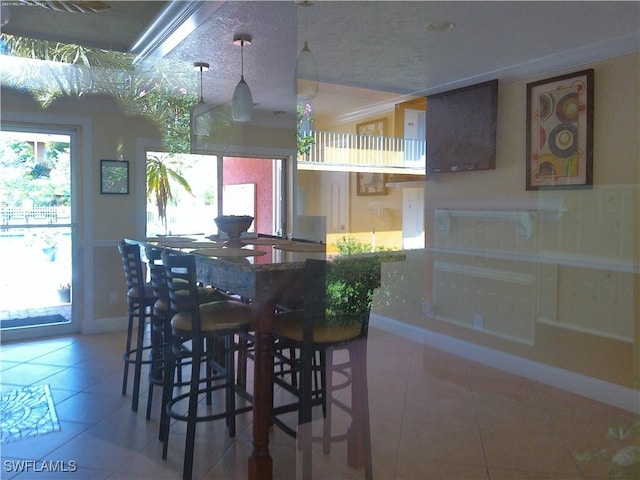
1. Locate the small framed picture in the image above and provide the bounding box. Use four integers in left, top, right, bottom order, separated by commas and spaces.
526, 69, 594, 190
357, 172, 387, 196
356, 118, 386, 136
100, 159, 129, 194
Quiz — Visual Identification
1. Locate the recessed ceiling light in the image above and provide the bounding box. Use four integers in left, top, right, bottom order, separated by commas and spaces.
426, 21, 455, 33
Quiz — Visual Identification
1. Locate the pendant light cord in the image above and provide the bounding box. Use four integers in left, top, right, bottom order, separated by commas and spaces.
304, 5, 308, 46
240, 40, 245, 79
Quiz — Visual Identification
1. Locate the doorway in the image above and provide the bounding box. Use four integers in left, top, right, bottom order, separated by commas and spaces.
0, 128, 76, 337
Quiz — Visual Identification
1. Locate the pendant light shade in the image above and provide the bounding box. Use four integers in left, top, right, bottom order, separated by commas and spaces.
295, 41, 319, 100
295, 1, 318, 99
191, 62, 211, 137
231, 34, 253, 123
231, 75, 253, 123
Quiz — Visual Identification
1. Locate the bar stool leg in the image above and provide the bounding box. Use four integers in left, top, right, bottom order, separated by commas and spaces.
322, 347, 334, 455
226, 333, 237, 437
130, 306, 147, 412
121, 310, 135, 396
183, 337, 203, 480
160, 323, 176, 446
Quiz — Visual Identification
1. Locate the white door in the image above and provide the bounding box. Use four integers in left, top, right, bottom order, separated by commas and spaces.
320, 171, 349, 235
404, 108, 427, 164
402, 187, 424, 249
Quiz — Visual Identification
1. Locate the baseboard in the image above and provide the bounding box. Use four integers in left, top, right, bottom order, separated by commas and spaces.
370, 314, 639, 413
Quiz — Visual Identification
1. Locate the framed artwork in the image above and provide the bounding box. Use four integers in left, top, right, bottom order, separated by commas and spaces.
526, 69, 593, 190
100, 159, 129, 194
357, 172, 387, 196
357, 118, 387, 136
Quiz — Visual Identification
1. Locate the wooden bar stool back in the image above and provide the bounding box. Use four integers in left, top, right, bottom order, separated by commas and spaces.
271, 255, 381, 479
117, 240, 155, 412
159, 251, 254, 480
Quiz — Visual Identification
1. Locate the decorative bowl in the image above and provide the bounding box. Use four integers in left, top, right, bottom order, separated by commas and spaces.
214, 215, 254, 246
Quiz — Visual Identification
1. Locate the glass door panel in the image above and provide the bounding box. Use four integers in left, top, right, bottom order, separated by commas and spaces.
0, 129, 74, 335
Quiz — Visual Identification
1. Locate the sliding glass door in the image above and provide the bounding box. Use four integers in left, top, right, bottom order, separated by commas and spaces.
0, 128, 76, 339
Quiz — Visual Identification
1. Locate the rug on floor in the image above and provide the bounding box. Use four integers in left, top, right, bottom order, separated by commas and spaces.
0, 384, 61, 444
0, 314, 67, 329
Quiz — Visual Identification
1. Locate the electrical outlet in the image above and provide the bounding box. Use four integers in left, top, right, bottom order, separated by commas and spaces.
473, 312, 484, 330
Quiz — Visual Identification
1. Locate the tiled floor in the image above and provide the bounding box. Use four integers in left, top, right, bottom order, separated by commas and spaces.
0, 328, 637, 479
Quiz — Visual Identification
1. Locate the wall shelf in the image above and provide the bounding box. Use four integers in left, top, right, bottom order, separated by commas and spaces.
432, 197, 566, 240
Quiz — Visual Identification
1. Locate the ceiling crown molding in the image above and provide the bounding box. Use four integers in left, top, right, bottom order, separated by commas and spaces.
130, 1, 225, 64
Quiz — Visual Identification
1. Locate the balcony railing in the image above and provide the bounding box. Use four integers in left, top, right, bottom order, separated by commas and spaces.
297, 130, 426, 173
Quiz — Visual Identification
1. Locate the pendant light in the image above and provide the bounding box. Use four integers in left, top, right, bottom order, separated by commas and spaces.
191, 61, 211, 137
295, 1, 318, 100
231, 34, 253, 123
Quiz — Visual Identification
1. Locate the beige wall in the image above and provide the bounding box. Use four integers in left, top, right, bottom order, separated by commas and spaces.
416, 53, 637, 388
299, 52, 639, 389
421, 53, 638, 387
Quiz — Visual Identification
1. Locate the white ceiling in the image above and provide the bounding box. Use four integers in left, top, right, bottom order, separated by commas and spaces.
2, 1, 639, 123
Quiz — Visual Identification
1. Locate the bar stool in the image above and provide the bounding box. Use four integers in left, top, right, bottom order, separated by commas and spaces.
144, 246, 236, 421
144, 246, 172, 420
159, 251, 254, 480
117, 240, 155, 412
271, 256, 381, 480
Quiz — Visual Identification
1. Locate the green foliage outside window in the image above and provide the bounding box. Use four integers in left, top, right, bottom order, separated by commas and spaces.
297, 103, 315, 157
1, 34, 197, 154
333, 235, 425, 316
324, 255, 381, 326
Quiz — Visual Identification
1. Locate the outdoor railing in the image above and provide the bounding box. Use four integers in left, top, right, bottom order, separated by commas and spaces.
1, 205, 71, 227
298, 130, 426, 173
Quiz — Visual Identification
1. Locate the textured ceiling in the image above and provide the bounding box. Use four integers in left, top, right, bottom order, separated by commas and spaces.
1, 1, 165, 52
2, 1, 639, 124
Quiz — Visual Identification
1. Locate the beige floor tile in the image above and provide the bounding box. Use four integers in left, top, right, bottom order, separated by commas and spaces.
0, 363, 67, 387
203, 440, 275, 480
481, 429, 582, 476
0, 360, 20, 372
38, 365, 115, 392
367, 369, 409, 396
399, 419, 485, 466
109, 450, 185, 480
0, 338, 75, 362
404, 394, 478, 428
2, 327, 635, 479
0, 420, 90, 461
368, 389, 407, 424
44, 429, 141, 472
370, 417, 402, 458
135, 430, 235, 480
395, 457, 489, 480
489, 466, 584, 479
54, 390, 131, 424
469, 374, 545, 405
475, 396, 558, 435
405, 371, 474, 402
